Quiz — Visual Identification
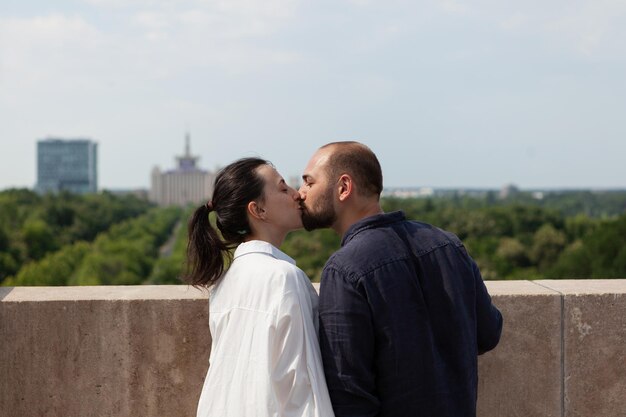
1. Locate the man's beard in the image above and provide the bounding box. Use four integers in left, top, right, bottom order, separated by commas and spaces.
301, 186, 336, 231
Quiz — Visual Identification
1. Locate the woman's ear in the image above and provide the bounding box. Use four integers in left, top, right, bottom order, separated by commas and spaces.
337, 174, 353, 202
247, 201, 266, 221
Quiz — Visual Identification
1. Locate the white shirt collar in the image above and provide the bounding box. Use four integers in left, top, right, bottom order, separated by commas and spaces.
233, 240, 296, 266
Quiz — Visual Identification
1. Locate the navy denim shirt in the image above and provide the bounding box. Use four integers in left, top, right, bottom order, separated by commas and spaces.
318, 211, 503, 417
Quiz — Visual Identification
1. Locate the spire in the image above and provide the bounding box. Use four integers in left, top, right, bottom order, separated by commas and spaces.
176, 131, 199, 170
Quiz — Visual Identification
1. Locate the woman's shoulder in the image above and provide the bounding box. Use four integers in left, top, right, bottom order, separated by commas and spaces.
267, 257, 312, 294
211, 255, 311, 311
230, 250, 310, 292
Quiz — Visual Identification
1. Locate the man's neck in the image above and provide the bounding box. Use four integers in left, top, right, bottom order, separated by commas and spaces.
334, 200, 384, 237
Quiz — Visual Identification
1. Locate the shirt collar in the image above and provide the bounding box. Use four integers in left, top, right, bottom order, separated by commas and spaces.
233, 240, 296, 265
341, 210, 406, 246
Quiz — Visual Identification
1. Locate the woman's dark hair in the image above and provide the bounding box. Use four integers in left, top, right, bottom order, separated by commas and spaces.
184, 157, 269, 287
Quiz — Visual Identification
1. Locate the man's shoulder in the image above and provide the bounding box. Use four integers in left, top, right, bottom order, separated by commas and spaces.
325, 219, 465, 279
323, 220, 408, 269
346, 218, 462, 253
402, 220, 464, 253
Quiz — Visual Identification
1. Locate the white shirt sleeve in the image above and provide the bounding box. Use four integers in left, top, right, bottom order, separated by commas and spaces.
270, 272, 335, 417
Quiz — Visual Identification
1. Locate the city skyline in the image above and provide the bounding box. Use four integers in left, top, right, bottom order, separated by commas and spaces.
1, 1, 626, 191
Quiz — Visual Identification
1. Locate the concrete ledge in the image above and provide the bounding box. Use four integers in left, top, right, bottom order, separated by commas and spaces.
536, 280, 626, 417
1, 286, 210, 417
0, 285, 204, 301
478, 281, 562, 417
1, 281, 625, 417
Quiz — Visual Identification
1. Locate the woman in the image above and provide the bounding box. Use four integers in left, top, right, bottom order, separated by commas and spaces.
185, 157, 334, 417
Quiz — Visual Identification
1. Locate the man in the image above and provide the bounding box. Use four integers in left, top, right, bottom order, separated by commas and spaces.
299, 141, 503, 417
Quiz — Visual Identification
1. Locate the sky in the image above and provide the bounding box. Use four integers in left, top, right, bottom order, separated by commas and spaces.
1, 0, 625, 191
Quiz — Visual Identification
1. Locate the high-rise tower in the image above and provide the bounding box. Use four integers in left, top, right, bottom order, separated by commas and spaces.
36, 138, 98, 194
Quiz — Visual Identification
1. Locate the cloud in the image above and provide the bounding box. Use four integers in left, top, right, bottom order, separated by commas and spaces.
430, 0, 626, 56
474, 0, 626, 56
0, 15, 104, 92
0, 0, 304, 100
498, 12, 528, 30
544, 0, 626, 55
133, 11, 172, 30
0, 14, 101, 56
438, 0, 468, 14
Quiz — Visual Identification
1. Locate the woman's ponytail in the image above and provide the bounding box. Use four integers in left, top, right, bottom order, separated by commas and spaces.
184, 203, 231, 288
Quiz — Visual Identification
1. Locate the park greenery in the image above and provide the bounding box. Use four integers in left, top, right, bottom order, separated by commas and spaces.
282, 190, 626, 281
0, 189, 153, 283
1, 188, 625, 286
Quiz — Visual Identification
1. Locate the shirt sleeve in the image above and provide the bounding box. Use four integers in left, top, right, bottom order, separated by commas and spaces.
318, 267, 380, 417
271, 271, 335, 417
472, 260, 503, 354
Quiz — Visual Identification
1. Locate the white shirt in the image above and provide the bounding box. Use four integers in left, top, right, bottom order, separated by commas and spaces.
196, 240, 335, 417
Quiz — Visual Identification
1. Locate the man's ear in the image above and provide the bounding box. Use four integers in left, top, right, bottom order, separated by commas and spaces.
247, 201, 265, 220
337, 174, 353, 202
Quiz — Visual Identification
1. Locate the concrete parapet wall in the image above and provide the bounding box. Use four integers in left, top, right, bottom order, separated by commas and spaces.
0, 286, 210, 417
1, 281, 625, 417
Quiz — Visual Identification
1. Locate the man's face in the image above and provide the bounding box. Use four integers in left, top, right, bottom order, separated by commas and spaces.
299, 149, 337, 231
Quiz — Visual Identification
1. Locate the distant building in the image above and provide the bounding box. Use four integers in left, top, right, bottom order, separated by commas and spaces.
36, 138, 98, 194
381, 187, 435, 198
150, 133, 214, 207
499, 183, 520, 199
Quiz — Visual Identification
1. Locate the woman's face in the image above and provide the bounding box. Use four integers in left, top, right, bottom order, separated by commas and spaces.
255, 164, 303, 233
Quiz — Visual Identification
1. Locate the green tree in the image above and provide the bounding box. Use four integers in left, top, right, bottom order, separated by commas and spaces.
493, 237, 530, 278
282, 229, 340, 282
71, 208, 179, 285
5, 242, 91, 286
21, 218, 59, 260
148, 216, 188, 285
547, 240, 590, 279
530, 224, 568, 271
583, 215, 626, 277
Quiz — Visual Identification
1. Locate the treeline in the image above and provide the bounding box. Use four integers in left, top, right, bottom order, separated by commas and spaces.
3, 206, 181, 286
0, 189, 153, 283
147, 193, 626, 282
519, 191, 626, 218
426, 189, 626, 218
385, 197, 626, 280
283, 194, 626, 281
2, 189, 625, 285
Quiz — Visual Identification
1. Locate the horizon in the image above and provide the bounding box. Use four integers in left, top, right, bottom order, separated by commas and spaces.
3, 177, 626, 194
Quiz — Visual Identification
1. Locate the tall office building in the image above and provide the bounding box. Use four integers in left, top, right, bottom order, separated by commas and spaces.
36, 138, 98, 194
150, 133, 214, 207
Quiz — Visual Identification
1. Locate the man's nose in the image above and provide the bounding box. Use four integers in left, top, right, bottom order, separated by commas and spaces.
298, 186, 306, 200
